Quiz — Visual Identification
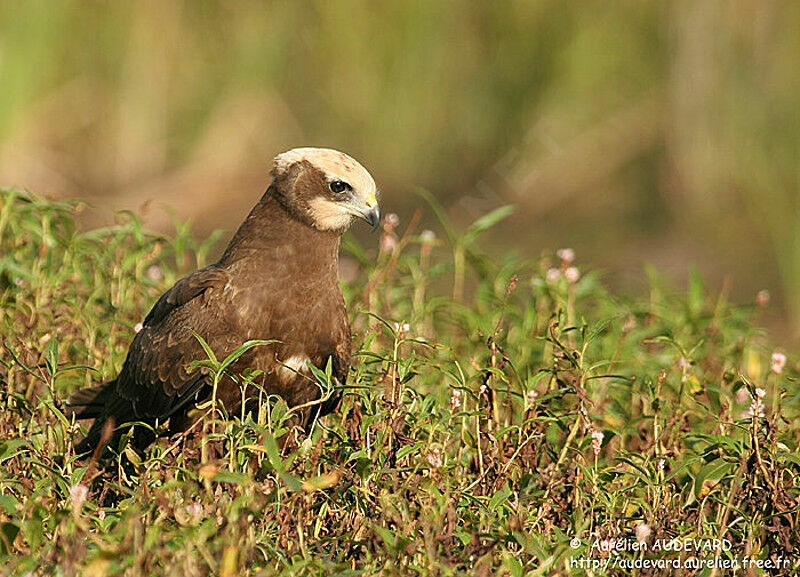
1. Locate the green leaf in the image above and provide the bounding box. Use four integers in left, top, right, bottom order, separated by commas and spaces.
396, 442, 425, 460
694, 458, 734, 498
688, 268, 704, 317
505, 553, 524, 577
0, 439, 29, 464
44, 337, 59, 377
262, 432, 302, 492
219, 339, 276, 373
585, 316, 616, 345
488, 485, 510, 511
415, 187, 458, 246
0, 522, 19, 555
190, 330, 217, 365
373, 524, 397, 550
463, 205, 516, 246
211, 470, 250, 485
0, 495, 19, 516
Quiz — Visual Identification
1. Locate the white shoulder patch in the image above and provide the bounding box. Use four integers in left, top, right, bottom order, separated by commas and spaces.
277, 354, 312, 382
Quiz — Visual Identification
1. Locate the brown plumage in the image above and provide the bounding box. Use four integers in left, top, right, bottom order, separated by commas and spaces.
66, 148, 380, 454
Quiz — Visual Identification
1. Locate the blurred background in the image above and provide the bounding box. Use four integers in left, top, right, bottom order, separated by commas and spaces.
1, 1, 798, 338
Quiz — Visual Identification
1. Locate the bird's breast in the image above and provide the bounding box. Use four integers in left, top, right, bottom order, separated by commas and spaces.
221, 274, 346, 345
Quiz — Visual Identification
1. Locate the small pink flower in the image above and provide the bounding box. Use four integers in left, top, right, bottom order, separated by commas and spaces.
426, 447, 442, 468
69, 484, 89, 512
748, 398, 765, 419
134, 322, 144, 333
450, 389, 462, 410
526, 389, 538, 407
657, 459, 665, 471
755, 290, 770, 307
771, 352, 787, 374
557, 248, 575, 265
393, 322, 410, 336
146, 265, 164, 282
546, 268, 561, 284
383, 213, 400, 232
185, 502, 204, 523
419, 230, 436, 257
635, 523, 652, 543
622, 316, 636, 334
748, 389, 766, 418
564, 267, 581, 284
380, 233, 397, 253
591, 429, 604, 456
420, 230, 436, 245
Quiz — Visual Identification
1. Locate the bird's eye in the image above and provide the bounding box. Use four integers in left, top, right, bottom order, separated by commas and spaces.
329, 180, 350, 195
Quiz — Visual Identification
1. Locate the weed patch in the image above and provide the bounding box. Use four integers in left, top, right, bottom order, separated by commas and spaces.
1, 189, 798, 575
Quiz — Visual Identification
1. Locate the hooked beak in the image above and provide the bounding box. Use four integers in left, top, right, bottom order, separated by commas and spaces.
355, 190, 380, 231
359, 205, 381, 231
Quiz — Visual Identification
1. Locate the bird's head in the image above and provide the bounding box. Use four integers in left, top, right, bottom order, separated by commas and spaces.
270, 147, 380, 232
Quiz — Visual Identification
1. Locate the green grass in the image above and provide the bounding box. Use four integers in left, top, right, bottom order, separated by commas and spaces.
1, 188, 798, 576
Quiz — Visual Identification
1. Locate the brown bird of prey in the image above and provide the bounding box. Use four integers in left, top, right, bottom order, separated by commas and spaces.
67, 147, 379, 454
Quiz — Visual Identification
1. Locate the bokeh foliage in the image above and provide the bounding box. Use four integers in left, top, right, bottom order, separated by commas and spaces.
1, 1, 800, 332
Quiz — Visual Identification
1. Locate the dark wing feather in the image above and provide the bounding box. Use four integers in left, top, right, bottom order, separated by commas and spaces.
143, 266, 228, 326
115, 265, 239, 420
